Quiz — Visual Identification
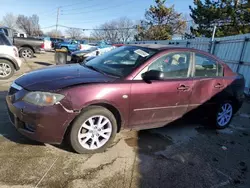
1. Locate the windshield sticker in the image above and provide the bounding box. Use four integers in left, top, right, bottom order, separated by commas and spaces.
134, 49, 149, 57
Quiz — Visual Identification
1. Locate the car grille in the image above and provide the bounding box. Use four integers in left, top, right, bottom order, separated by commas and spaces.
7, 108, 15, 124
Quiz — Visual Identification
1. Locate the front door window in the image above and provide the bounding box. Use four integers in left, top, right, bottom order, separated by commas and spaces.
134, 52, 192, 80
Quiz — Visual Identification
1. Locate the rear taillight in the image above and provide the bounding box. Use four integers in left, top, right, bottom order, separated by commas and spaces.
41, 43, 45, 49
13, 47, 18, 57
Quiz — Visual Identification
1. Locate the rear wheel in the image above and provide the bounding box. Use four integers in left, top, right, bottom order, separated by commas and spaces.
69, 106, 117, 154
0, 59, 15, 80
215, 101, 234, 129
20, 47, 34, 58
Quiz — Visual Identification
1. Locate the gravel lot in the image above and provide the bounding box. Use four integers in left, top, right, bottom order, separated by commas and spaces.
0, 52, 250, 188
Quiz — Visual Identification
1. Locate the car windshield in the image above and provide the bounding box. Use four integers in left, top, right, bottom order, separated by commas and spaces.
84, 46, 157, 77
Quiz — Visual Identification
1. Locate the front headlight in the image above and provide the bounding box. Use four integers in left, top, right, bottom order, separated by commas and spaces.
22, 92, 65, 106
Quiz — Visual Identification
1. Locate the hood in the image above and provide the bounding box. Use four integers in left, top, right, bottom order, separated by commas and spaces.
15, 64, 116, 91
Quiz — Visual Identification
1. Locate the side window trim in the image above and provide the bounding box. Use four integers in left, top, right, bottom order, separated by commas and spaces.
133, 51, 193, 80
193, 52, 224, 78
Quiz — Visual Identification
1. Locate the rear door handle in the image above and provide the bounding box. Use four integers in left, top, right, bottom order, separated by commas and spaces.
177, 85, 189, 91
214, 83, 224, 88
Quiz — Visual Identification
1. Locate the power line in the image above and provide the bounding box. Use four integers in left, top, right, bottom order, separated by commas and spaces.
61, 1, 112, 12
60, 0, 95, 8
58, 24, 137, 31
41, 25, 56, 29
61, 0, 134, 16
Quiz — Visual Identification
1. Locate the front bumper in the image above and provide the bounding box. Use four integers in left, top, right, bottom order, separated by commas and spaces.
6, 88, 77, 144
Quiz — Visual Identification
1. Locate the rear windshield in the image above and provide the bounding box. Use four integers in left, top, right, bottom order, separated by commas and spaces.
0, 33, 12, 46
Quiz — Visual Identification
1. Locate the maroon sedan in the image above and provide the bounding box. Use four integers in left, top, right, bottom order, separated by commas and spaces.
6, 44, 245, 154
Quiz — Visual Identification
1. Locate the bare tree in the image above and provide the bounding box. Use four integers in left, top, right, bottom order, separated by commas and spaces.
30, 15, 41, 36
65, 28, 83, 39
16, 14, 42, 36
46, 29, 62, 38
91, 28, 105, 40
117, 17, 136, 43
2, 13, 17, 30
91, 17, 136, 43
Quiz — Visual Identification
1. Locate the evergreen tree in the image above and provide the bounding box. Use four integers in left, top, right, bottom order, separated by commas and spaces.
136, 0, 186, 40
190, 0, 250, 37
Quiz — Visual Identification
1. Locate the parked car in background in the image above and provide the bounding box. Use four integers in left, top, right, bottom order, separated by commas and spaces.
6, 44, 245, 154
13, 37, 45, 58
112, 44, 124, 47
54, 39, 80, 52
43, 37, 52, 51
0, 33, 22, 79
71, 46, 98, 63
14, 32, 27, 38
50, 38, 64, 49
70, 45, 115, 63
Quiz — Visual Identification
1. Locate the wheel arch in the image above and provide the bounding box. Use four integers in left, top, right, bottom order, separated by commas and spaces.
20, 45, 35, 53
63, 102, 123, 144
88, 103, 123, 133
0, 56, 18, 70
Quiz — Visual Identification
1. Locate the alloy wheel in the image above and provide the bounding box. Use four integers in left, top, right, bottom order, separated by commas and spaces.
217, 103, 233, 127
78, 115, 112, 150
22, 49, 32, 58
0, 62, 11, 78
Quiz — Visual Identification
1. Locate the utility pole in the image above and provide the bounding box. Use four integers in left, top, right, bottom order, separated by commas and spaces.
55, 7, 60, 38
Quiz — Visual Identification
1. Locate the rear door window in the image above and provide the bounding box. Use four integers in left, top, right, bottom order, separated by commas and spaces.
195, 53, 223, 77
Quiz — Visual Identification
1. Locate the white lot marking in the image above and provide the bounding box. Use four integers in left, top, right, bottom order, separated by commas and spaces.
210, 180, 231, 188
239, 113, 250, 118
210, 168, 232, 188
35, 157, 59, 188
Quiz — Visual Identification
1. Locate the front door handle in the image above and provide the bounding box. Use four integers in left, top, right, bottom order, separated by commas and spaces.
214, 83, 224, 88
177, 85, 189, 91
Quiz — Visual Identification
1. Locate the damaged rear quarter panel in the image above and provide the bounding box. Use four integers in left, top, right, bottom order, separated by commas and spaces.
59, 83, 131, 129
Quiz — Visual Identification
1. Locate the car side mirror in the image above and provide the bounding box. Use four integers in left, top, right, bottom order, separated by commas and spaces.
142, 70, 165, 81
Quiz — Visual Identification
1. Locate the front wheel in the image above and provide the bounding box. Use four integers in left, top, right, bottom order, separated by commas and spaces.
215, 101, 234, 129
0, 59, 15, 80
69, 106, 117, 154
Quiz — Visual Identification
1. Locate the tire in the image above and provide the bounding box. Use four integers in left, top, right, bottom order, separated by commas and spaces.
0, 59, 15, 80
20, 47, 34, 58
215, 101, 234, 129
69, 106, 117, 154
